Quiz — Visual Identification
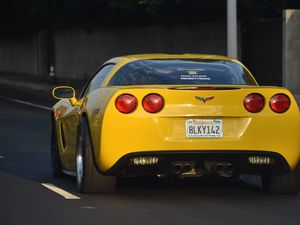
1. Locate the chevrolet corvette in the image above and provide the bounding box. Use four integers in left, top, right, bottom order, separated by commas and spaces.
51, 54, 300, 194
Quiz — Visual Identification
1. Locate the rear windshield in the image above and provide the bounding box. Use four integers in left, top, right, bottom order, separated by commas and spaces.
108, 59, 256, 86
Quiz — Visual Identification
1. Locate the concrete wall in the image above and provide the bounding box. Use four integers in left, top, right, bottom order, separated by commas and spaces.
54, 23, 228, 79
283, 9, 300, 103
242, 20, 282, 86
0, 21, 283, 84
0, 32, 39, 76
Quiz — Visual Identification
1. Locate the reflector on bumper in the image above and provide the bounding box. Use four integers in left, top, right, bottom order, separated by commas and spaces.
131, 157, 159, 166
248, 156, 274, 165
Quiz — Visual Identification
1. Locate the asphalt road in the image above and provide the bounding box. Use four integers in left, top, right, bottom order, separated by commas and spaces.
1, 93, 300, 225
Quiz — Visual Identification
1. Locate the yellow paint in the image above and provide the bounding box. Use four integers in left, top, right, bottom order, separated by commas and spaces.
51, 54, 300, 174
52, 86, 80, 106
100, 86, 300, 171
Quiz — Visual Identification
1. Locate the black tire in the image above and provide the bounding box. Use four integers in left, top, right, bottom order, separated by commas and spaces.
262, 162, 300, 195
76, 117, 116, 193
50, 118, 64, 178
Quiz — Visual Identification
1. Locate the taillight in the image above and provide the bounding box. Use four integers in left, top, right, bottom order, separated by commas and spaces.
244, 93, 265, 113
115, 94, 137, 113
270, 94, 290, 113
142, 94, 164, 113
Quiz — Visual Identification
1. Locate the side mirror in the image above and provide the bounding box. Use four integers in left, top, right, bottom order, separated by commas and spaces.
52, 86, 75, 100
52, 86, 80, 106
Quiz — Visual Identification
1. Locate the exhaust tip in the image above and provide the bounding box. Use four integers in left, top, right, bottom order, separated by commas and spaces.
183, 164, 192, 172
173, 164, 182, 174
214, 162, 234, 177
214, 164, 224, 173
224, 164, 234, 173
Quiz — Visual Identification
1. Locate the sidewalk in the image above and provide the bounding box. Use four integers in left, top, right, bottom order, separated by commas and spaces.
0, 74, 84, 92
0, 74, 85, 108
0, 75, 53, 93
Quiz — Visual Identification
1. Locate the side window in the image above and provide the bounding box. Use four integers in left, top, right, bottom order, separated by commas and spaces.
84, 64, 114, 95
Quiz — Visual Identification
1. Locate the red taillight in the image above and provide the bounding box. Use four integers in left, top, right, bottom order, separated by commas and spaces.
142, 94, 164, 113
244, 93, 265, 113
270, 94, 290, 113
115, 94, 137, 113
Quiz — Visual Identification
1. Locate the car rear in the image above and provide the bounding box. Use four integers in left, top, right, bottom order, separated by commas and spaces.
97, 57, 300, 178
98, 86, 300, 177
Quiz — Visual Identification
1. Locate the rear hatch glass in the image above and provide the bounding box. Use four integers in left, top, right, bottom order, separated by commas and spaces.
108, 59, 256, 86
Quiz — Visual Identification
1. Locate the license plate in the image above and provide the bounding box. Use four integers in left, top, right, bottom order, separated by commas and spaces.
185, 119, 223, 138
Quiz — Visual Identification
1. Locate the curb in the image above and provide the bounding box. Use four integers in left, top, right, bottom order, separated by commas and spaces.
0, 76, 84, 94
0, 78, 53, 93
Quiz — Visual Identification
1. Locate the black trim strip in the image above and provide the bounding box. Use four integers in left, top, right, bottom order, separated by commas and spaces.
104, 150, 290, 176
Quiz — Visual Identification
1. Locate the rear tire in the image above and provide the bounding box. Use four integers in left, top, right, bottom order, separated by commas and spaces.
76, 118, 116, 193
262, 163, 300, 195
50, 118, 64, 178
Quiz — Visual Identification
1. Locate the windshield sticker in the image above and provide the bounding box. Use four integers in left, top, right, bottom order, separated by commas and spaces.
180, 70, 211, 80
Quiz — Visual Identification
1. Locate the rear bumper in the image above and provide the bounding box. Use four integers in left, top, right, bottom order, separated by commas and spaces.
98, 88, 300, 173
103, 150, 290, 177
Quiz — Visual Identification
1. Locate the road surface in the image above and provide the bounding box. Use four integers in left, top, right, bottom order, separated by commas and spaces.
0, 90, 300, 225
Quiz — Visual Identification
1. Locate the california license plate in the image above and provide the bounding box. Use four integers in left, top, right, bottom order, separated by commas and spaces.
185, 119, 223, 138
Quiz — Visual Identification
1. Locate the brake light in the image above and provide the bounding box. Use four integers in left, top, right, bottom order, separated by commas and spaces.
115, 94, 137, 113
244, 93, 265, 113
270, 94, 290, 113
142, 94, 164, 113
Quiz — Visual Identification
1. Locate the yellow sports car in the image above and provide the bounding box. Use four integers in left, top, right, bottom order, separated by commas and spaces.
51, 54, 300, 194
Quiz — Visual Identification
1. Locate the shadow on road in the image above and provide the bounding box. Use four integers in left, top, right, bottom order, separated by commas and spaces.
0, 148, 265, 197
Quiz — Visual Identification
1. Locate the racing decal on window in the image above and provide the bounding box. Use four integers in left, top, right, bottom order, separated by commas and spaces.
180, 69, 211, 81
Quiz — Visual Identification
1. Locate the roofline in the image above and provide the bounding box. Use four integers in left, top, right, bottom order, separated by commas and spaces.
101, 53, 258, 87
124, 53, 238, 62
104, 54, 240, 64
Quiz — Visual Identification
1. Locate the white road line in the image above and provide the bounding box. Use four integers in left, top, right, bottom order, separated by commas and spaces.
81, 206, 96, 209
41, 183, 80, 200
0, 96, 51, 111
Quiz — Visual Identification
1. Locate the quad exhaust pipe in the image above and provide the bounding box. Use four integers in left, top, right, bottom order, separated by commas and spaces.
172, 163, 193, 174
173, 164, 182, 174
214, 163, 234, 177
172, 161, 234, 177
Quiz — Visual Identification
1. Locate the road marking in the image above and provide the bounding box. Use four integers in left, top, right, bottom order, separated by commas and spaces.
0, 96, 51, 111
0, 156, 4, 159
81, 206, 96, 209
41, 183, 80, 200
